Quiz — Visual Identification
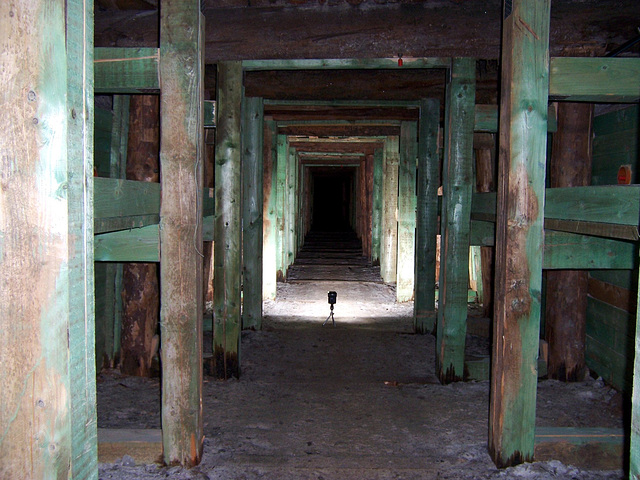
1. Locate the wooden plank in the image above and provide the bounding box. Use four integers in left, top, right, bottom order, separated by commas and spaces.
95, 225, 160, 262
263, 120, 278, 300
1, 1, 75, 476
436, 57, 476, 384
159, 1, 204, 466
371, 148, 384, 266
67, 0, 99, 476
543, 231, 636, 269
275, 135, 289, 281
94, 47, 160, 93
588, 275, 635, 313
474, 104, 557, 133
286, 147, 297, 271
380, 136, 400, 283
549, 57, 640, 102
243, 57, 451, 71
397, 122, 417, 302
470, 220, 495, 247
94, 177, 161, 219
214, 62, 243, 380
242, 97, 264, 330
414, 99, 440, 333
489, 0, 550, 468
630, 239, 640, 476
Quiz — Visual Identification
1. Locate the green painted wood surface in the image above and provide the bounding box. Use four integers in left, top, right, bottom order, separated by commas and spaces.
95, 224, 160, 262
549, 57, 640, 103
437, 58, 476, 384
631, 255, 640, 476
94, 47, 160, 93
159, 1, 204, 466
94, 177, 161, 220
543, 231, 636, 269
397, 121, 418, 302
469, 220, 496, 247
263, 120, 278, 300
286, 147, 298, 271
95, 107, 114, 177
110, 96, 130, 179
489, 0, 550, 468
371, 148, 384, 266
380, 136, 399, 283
204, 100, 216, 128
242, 97, 264, 330
67, 0, 98, 476
275, 135, 289, 280
243, 57, 451, 71
414, 99, 440, 333
214, 62, 243, 381
475, 104, 557, 133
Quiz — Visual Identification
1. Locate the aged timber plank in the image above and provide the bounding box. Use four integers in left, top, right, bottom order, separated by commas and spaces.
159, 1, 204, 466
242, 97, 264, 329
214, 62, 243, 380
275, 135, 289, 281
397, 121, 418, 302
489, 0, 551, 468
436, 57, 476, 384
549, 57, 640, 103
414, 99, 440, 333
94, 47, 160, 93
380, 136, 399, 283
263, 120, 278, 300
243, 58, 451, 71
371, 148, 384, 266
475, 104, 557, 133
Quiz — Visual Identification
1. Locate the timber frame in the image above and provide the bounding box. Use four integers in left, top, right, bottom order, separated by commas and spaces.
3, 0, 640, 476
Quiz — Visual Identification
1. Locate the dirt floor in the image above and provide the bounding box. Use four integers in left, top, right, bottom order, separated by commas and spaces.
98, 281, 626, 479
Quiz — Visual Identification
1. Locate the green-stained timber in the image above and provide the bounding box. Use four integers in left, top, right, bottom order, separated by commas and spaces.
159, 1, 204, 466
549, 57, 640, 103
275, 135, 289, 280
380, 137, 400, 283
397, 122, 418, 302
475, 104, 557, 133
414, 99, 440, 333
242, 97, 264, 329
436, 58, 476, 384
489, 0, 550, 468
94, 47, 160, 93
95, 224, 160, 262
263, 120, 278, 299
67, 0, 98, 476
243, 57, 451, 71
214, 62, 243, 380
371, 148, 384, 265
286, 147, 298, 271
631, 104, 640, 480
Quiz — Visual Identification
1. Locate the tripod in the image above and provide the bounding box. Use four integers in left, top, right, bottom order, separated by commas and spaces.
323, 304, 335, 327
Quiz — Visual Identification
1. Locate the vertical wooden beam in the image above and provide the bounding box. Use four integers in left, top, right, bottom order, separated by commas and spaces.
263, 120, 278, 300
275, 134, 288, 281
544, 102, 593, 382
415, 99, 440, 333
213, 61, 243, 380
159, 1, 204, 466
489, 0, 551, 468
372, 148, 384, 265
242, 97, 264, 330
120, 95, 160, 378
380, 136, 399, 283
436, 58, 476, 383
475, 134, 496, 318
1, 0, 97, 476
67, 0, 98, 475
397, 121, 418, 302
632, 246, 640, 476
286, 147, 297, 270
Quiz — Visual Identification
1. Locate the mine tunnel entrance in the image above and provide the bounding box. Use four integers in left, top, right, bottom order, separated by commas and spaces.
311, 167, 355, 232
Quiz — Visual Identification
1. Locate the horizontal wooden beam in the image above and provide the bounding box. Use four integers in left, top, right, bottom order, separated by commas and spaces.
474, 104, 557, 133
94, 224, 159, 262
95, 177, 160, 219
543, 231, 637, 269
243, 57, 451, 71
549, 57, 640, 102
94, 47, 160, 93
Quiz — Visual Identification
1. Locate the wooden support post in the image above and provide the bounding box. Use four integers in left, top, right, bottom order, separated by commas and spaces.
1, 0, 98, 476
372, 148, 384, 265
632, 107, 640, 480
397, 121, 418, 302
415, 99, 440, 333
545, 102, 593, 382
436, 58, 476, 383
489, 0, 551, 468
475, 134, 496, 318
263, 120, 278, 300
120, 95, 160, 378
380, 136, 399, 283
213, 61, 243, 380
159, 1, 204, 466
242, 97, 264, 329
286, 147, 297, 270
275, 134, 289, 281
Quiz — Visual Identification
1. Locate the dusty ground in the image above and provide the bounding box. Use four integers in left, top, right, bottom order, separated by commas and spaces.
98, 281, 625, 479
